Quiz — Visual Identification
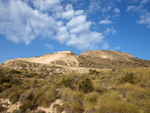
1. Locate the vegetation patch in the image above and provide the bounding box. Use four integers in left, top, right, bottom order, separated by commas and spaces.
0, 67, 150, 113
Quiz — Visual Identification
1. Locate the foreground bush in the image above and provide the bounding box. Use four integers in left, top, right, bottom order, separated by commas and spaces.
97, 91, 139, 113
83, 92, 99, 111
60, 77, 75, 88
0, 104, 5, 112
121, 72, 135, 83
8, 91, 20, 104
54, 104, 63, 113
63, 101, 84, 113
78, 78, 93, 93
20, 99, 33, 112
59, 88, 83, 102
13, 109, 24, 113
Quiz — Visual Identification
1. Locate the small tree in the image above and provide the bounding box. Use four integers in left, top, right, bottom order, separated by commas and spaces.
61, 77, 75, 88
78, 78, 93, 93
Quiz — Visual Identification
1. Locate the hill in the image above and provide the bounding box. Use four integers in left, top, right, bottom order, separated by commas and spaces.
1, 50, 150, 74
0, 50, 150, 112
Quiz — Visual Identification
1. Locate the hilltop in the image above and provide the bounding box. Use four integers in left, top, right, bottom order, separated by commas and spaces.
1, 50, 150, 74
81, 50, 134, 60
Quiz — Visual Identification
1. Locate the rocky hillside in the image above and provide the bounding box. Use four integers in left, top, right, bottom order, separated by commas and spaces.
81, 50, 134, 60
2, 51, 79, 66
1, 50, 150, 74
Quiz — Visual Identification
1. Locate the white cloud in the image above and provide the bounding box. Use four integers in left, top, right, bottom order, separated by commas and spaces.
69, 22, 91, 34
57, 21, 64, 27
33, 0, 62, 12
0, 0, 56, 45
140, 0, 149, 5
66, 34, 91, 50
62, 10, 74, 20
61, 4, 75, 20
113, 8, 120, 13
126, 1, 150, 28
65, 4, 74, 11
103, 6, 111, 12
99, 19, 113, 25
115, 46, 120, 50
104, 28, 116, 35
88, 0, 101, 13
65, 14, 103, 50
45, 44, 53, 50
0, 0, 105, 50
75, 10, 84, 16
67, 15, 87, 28
55, 26, 69, 43
127, 5, 137, 12
137, 12, 150, 28
67, 15, 91, 34
66, 32, 103, 50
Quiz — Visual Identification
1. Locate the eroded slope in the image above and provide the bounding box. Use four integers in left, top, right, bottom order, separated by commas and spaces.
1, 50, 150, 74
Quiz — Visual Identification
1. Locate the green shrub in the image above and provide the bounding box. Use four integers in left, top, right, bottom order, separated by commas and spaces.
10, 69, 21, 74
36, 110, 46, 113
89, 69, 99, 75
97, 91, 139, 113
0, 87, 2, 92
10, 79, 21, 85
93, 80, 106, 93
8, 91, 20, 104
78, 78, 93, 93
34, 85, 58, 107
13, 109, 24, 113
63, 101, 84, 113
40, 88, 57, 107
1, 82, 12, 91
97, 100, 139, 113
59, 88, 83, 102
0, 75, 12, 84
83, 92, 99, 111
121, 72, 135, 83
61, 77, 75, 88
25, 72, 38, 78
0, 104, 5, 112
34, 88, 45, 103
20, 100, 33, 112
54, 104, 63, 113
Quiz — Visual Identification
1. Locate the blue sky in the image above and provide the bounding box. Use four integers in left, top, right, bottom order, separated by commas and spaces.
0, 0, 150, 63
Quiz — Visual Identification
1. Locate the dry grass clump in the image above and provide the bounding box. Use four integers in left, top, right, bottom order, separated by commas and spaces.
83, 92, 99, 111
96, 91, 139, 113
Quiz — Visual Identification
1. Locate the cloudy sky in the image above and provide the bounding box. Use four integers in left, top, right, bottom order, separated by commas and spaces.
0, 0, 150, 63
